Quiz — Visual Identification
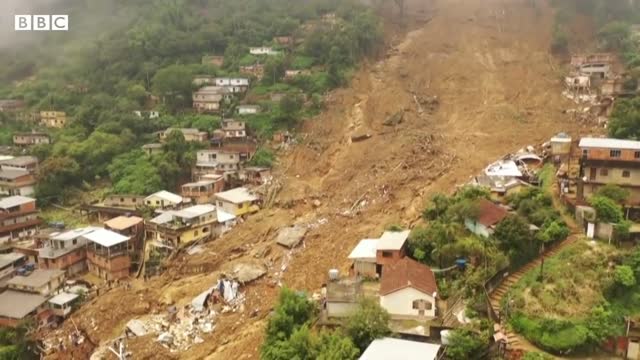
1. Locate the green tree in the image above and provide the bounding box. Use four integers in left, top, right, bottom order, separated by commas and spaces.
152, 64, 193, 112
590, 196, 624, 223
596, 184, 630, 204
422, 193, 451, 220
36, 156, 82, 205
345, 298, 391, 351
264, 288, 315, 344
598, 21, 631, 50
493, 214, 536, 265
614, 265, 636, 287
248, 148, 275, 167
523, 352, 554, 360
316, 332, 360, 360
608, 97, 640, 140
445, 329, 488, 360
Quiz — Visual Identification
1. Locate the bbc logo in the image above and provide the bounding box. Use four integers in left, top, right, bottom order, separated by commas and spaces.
15, 15, 69, 31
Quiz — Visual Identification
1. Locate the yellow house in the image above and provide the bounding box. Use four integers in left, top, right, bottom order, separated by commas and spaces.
40, 111, 67, 128
146, 204, 217, 247
214, 187, 260, 216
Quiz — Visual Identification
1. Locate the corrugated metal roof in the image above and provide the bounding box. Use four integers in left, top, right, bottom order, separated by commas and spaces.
360, 338, 441, 360
0, 195, 35, 209
146, 190, 184, 204
215, 187, 258, 204
7, 269, 64, 288
377, 230, 410, 251
48, 292, 79, 306
579, 137, 640, 150
0, 290, 48, 319
83, 228, 129, 247
348, 239, 378, 260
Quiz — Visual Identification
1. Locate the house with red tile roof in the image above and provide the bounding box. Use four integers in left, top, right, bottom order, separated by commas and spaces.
464, 198, 509, 237
379, 257, 438, 319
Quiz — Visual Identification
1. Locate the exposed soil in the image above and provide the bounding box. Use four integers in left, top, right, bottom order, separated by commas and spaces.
43, 0, 601, 358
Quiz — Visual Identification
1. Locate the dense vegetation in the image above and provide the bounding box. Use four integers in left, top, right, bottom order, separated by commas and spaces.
260, 288, 390, 360
0, 0, 383, 204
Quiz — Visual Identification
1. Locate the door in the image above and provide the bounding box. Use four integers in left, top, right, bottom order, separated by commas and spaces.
628, 341, 639, 359
589, 167, 597, 181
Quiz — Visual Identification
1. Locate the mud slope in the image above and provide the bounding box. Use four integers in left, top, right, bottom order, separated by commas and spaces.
44, 0, 587, 359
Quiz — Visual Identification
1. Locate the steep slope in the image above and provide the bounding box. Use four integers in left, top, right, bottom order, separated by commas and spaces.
44, 0, 590, 359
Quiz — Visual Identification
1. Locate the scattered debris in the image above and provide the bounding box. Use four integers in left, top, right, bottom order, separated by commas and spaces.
350, 133, 372, 142
275, 225, 308, 248
229, 261, 267, 283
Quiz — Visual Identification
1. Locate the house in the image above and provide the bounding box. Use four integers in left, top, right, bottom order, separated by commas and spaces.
221, 119, 247, 140
192, 86, 229, 113
550, 132, 572, 157
144, 190, 187, 209
142, 143, 163, 156
348, 239, 378, 278
325, 278, 362, 318
48, 292, 79, 319
239, 167, 272, 185
571, 53, 613, 79
215, 187, 260, 216
0, 252, 26, 284
7, 269, 65, 296
0, 156, 38, 173
360, 338, 442, 360
470, 175, 531, 202
0, 100, 25, 112
0, 196, 41, 244
0, 290, 49, 327
195, 149, 243, 177
379, 257, 438, 319
202, 55, 224, 67
158, 128, 208, 143
80, 195, 144, 222
83, 228, 132, 280
376, 230, 410, 270
578, 137, 640, 204
181, 179, 225, 204
239, 64, 265, 79
104, 215, 144, 252
273, 36, 294, 46
465, 198, 508, 237
133, 110, 159, 119
38, 227, 99, 275
147, 204, 221, 248
193, 75, 215, 86
0, 169, 36, 196
237, 104, 261, 115
249, 46, 280, 56
40, 111, 67, 128
214, 77, 250, 93
13, 131, 50, 146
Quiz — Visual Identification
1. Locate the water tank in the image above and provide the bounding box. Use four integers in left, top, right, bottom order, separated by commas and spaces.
328, 269, 339, 281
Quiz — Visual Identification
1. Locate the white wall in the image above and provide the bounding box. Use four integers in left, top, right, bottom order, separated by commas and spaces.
464, 218, 490, 238
380, 287, 436, 318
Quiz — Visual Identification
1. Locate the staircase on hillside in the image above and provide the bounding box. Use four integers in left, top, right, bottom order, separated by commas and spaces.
487, 234, 580, 352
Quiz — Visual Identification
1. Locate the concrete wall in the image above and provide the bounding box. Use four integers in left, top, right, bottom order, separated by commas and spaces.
584, 165, 640, 187
327, 302, 357, 318
380, 287, 436, 319
353, 260, 377, 278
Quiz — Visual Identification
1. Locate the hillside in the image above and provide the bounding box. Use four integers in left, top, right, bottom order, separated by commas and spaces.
36, 0, 598, 358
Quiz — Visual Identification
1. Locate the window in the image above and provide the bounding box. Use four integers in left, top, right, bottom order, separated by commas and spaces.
382, 251, 393, 258
623, 170, 631, 178
203, 227, 209, 233
635, 151, 640, 159
194, 230, 199, 236
156, 200, 160, 205
217, 201, 223, 207
610, 149, 622, 158
582, 149, 588, 157
72, 239, 77, 245
600, 169, 608, 176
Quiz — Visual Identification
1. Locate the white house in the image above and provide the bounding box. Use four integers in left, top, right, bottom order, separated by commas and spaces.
347, 239, 378, 278
464, 198, 508, 238
237, 105, 261, 115
360, 338, 442, 360
144, 190, 187, 209
379, 257, 438, 319
214, 78, 250, 93
249, 47, 280, 56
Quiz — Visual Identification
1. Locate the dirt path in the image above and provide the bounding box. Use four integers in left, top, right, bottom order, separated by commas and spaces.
44, 0, 595, 359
